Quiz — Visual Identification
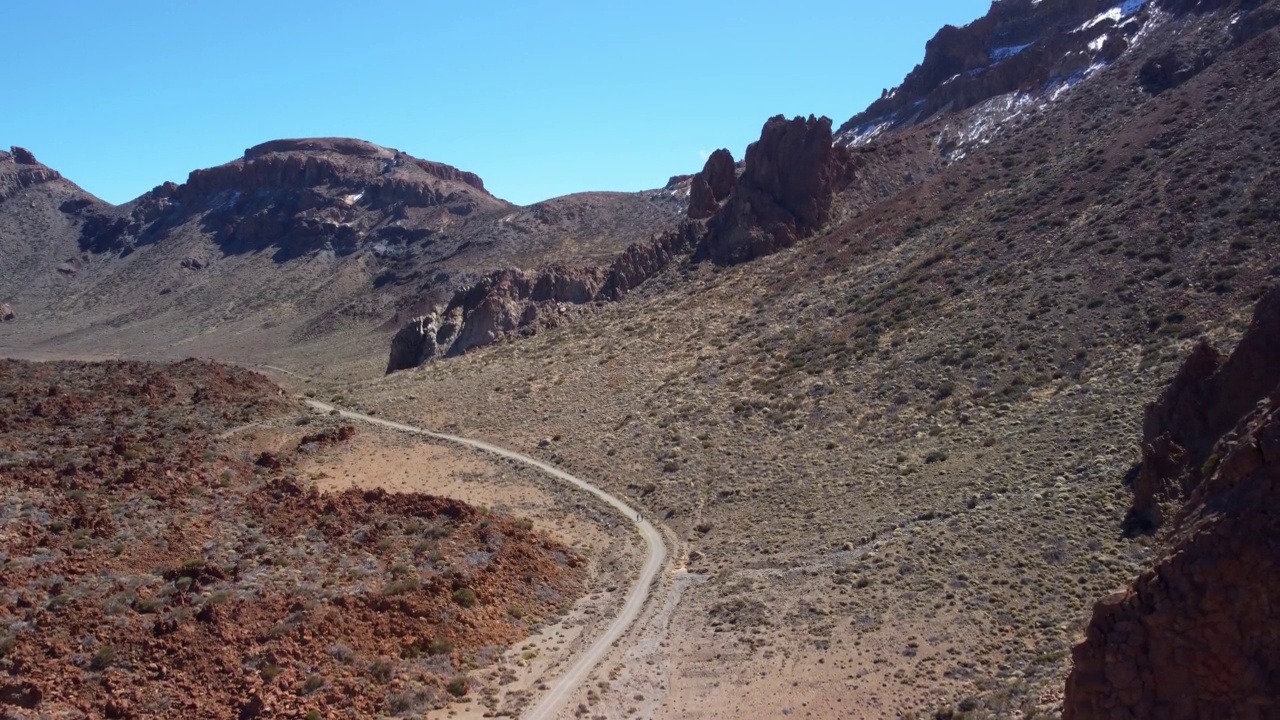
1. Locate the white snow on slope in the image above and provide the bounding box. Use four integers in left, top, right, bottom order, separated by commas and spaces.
990, 42, 1035, 61
1078, 0, 1146, 31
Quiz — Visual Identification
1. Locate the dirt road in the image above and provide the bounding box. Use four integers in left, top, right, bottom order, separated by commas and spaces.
303, 399, 668, 720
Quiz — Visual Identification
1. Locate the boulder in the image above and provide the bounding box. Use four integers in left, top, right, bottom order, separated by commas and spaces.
1063, 287, 1280, 720
0, 304, 13, 322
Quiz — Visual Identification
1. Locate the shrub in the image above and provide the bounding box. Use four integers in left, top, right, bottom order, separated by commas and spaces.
446, 674, 470, 697
452, 588, 478, 608
302, 673, 324, 694
90, 646, 116, 671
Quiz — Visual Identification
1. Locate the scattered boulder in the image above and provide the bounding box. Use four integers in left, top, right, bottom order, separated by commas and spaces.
700, 115, 852, 265
180, 257, 206, 270
1063, 287, 1280, 720
0, 304, 14, 322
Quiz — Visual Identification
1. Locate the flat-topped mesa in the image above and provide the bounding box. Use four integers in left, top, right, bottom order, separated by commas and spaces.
73, 137, 509, 259
180, 137, 496, 209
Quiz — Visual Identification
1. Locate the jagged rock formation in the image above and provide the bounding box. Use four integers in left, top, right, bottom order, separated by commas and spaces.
386, 223, 700, 372
687, 149, 737, 220
1063, 287, 1280, 719
1127, 287, 1280, 531
700, 115, 851, 265
388, 114, 851, 371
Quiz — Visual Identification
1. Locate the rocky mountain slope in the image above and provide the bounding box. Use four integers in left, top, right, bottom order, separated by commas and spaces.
0, 148, 105, 317
0, 139, 684, 375
345, 1, 1280, 716
1064, 287, 1279, 719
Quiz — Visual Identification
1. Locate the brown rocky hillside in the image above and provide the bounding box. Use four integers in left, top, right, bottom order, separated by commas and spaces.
0, 359, 581, 718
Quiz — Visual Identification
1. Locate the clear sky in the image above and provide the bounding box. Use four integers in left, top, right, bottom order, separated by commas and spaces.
6, 1, 991, 206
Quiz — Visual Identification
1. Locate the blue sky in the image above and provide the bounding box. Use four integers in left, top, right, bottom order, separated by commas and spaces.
6, 1, 991, 206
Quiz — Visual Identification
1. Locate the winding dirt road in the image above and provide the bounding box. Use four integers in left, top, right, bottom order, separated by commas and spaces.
303, 399, 667, 720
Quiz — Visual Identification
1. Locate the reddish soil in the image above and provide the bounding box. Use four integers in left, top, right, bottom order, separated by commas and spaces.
0, 359, 581, 718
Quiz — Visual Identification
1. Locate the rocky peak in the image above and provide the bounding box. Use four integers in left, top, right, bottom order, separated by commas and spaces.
687, 148, 737, 220
838, 0, 1146, 145
700, 115, 851, 265
0, 147, 67, 204
837, 0, 1277, 151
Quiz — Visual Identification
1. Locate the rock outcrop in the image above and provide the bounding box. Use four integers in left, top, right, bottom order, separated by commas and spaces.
687, 149, 737, 220
0, 303, 14, 322
387, 114, 855, 370
9, 146, 37, 165
386, 223, 701, 372
0, 149, 64, 204
1127, 287, 1280, 531
700, 115, 851, 265
1063, 287, 1280, 719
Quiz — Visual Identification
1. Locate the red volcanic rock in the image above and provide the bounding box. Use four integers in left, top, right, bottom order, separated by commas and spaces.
1128, 287, 1280, 531
688, 149, 737, 220
701, 115, 851, 265
1063, 288, 1280, 720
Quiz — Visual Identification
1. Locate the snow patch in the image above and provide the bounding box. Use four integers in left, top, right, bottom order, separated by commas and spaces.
990, 42, 1034, 61
1088, 34, 1109, 52
1077, 0, 1146, 32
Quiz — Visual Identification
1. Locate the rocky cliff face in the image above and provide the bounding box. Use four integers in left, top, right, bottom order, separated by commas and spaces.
838, 0, 1141, 145
1063, 287, 1280, 719
1127, 287, 1280, 531
700, 115, 851, 265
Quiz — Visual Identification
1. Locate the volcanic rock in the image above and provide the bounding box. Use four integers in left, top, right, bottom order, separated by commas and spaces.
387, 223, 701, 371
1127, 286, 1280, 531
1063, 287, 1280, 719
687, 149, 737, 220
9, 146, 37, 165
700, 115, 851, 265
